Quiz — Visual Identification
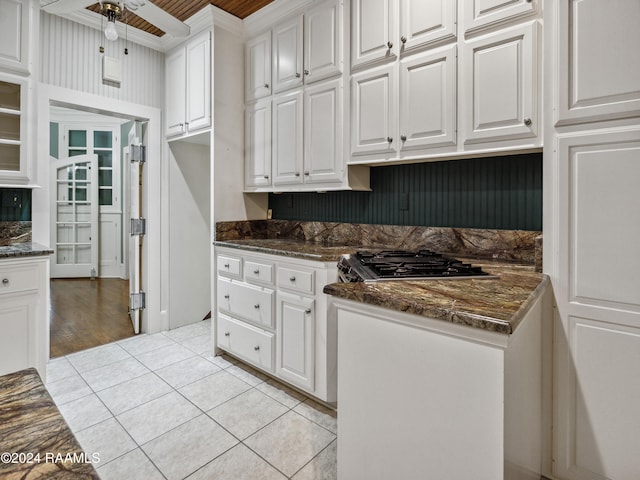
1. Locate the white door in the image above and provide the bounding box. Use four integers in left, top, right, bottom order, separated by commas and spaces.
186, 31, 211, 133
51, 154, 99, 278
277, 292, 315, 391
304, 78, 343, 184
127, 123, 142, 334
463, 0, 537, 34
351, 0, 397, 68
399, 45, 457, 151
399, 0, 457, 52
351, 63, 397, 156
272, 89, 304, 186
272, 14, 304, 93
246, 31, 272, 101
304, 0, 342, 84
165, 46, 186, 136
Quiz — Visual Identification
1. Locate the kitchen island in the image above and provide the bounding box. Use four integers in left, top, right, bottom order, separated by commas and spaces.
323, 262, 551, 480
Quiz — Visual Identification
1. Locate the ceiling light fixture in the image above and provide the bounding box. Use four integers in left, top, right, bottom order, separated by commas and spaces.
100, 1, 122, 41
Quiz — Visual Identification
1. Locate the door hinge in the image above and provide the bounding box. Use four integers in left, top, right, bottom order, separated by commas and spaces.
131, 144, 146, 163
130, 291, 146, 311
130, 218, 146, 236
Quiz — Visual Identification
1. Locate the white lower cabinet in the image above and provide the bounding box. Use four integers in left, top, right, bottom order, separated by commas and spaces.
277, 292, 315, 391
215, 246, 336, 402
0, 256, 49, 380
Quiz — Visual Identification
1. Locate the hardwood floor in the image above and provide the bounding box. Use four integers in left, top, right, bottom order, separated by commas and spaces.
50, 278, 135, 358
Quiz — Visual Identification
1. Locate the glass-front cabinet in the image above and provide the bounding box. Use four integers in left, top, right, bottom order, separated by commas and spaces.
0, 77, 29, 184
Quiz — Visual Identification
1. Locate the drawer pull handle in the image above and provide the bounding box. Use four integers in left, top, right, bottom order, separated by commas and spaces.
224, 331, 230, 337
254, 304, 260, 309
224, 294, 230, 299
224, 263, 230, 268
289, 276, 296, 282
2, 278, 8, 285
253, 269, 260, 274
305, 308, 311, 314
254, 345, 260, 351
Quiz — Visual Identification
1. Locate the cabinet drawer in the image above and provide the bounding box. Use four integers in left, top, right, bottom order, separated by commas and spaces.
0, 263, 39, 295
277, 266, 315, 294
244, 259, 274, 285
217, 277, 274, 329
217, 254, 242, 278
217, 315, 274, 372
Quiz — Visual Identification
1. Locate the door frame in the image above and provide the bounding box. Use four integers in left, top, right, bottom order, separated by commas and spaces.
34, 84, 165, 335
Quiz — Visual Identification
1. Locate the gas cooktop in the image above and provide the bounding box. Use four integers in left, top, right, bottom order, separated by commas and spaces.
337, 250, 496, 282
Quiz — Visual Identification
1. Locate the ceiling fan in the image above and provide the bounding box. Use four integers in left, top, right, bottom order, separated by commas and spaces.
42, 0, 191, 38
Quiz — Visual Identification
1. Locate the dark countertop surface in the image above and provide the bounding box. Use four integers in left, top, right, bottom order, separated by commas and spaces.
0, 243, 54, 259
215, 238, 547, 335
0, 368, 100, 479
215, 239, 359, 262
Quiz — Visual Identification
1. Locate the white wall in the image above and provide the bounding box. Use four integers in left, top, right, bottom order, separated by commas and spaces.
39, 12, 164, 109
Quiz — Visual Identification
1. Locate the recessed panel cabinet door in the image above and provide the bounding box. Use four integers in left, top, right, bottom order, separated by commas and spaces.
246, 31, 272, 101
277, 292, 315, 392
399, 45, 456, 152
245, 99, 272, 188
304, 78, 343, 184
0, 0, 30, 74
165, 48, 186, 137
272, 90, 304, 186
399, 0, 457, 52
463, 0, 537, 34
351, 64, 397, 156
462, 21, 538, 145
305, 0, 342, 84
351, 0, 397, 68
185, 31, 211, 132
273, 15, 303, 93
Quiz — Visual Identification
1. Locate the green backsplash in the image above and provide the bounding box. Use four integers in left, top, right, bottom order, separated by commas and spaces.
269, 153, 542, 231
0, 189, 31, 221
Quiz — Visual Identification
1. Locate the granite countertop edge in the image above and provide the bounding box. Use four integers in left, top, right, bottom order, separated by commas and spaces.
214, 239, 357, 262
0, 242, 54, 259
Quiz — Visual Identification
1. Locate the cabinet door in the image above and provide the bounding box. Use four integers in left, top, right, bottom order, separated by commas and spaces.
351, 64, 397, 156
463, 0, 537, 34
399, 45, 456, 152
557, 0, 640, 124
304, 78, 343, 184
165, 48, 186, 137
0, 75, 28, 183
462, 22, 538, 145
185, 31, 211, 133
0, 0, 30, 74
246, 31, 272, 101
273, 15, 304, 93
272, 90, 304, 186
304, 0, 342, 84
351, 0, 397, 69
245, 98, 272, 188
399, 0, 456, 53
0, 293, 38, 377
277, 292, 315, 391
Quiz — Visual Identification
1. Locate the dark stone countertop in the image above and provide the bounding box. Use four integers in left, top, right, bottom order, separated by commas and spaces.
323, 259, 549, 334
0, 368, 99, 479
215, 239, 358, 262
0, 243, 54, 259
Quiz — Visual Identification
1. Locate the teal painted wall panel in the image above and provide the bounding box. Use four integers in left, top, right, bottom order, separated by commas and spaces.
269, 153, 542, 230
0, 189, 31, 221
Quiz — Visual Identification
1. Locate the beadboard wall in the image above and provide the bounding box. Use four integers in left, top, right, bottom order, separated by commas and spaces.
269, 153, 542, 231
39, 12, 165, 109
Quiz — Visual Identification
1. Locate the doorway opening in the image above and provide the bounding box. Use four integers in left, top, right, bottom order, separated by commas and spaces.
48, 105, 146, 357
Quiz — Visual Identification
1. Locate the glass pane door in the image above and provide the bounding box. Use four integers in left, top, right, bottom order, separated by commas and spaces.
50, 154, 99, 278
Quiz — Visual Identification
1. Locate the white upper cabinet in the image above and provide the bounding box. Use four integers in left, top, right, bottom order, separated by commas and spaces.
557, 0, 640, 125
399, 0, 457, 53
351, 64, 396, 156
165, 31, 211, 138
461, 21, 539, 146
304, 0, 342, 84
0, 75, 30, 184
245, 98, 272, 188
273, 15, 304, 93
351, 0, 397, 69
246, 31, 272, 101
0, 0, 32, 75
399, 45, 457, 152
304, 78, 343, 184
272, 89, 304, 185
462, 0, 537, 34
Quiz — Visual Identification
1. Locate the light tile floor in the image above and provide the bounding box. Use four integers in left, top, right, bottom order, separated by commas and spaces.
46, 319, 337, 480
